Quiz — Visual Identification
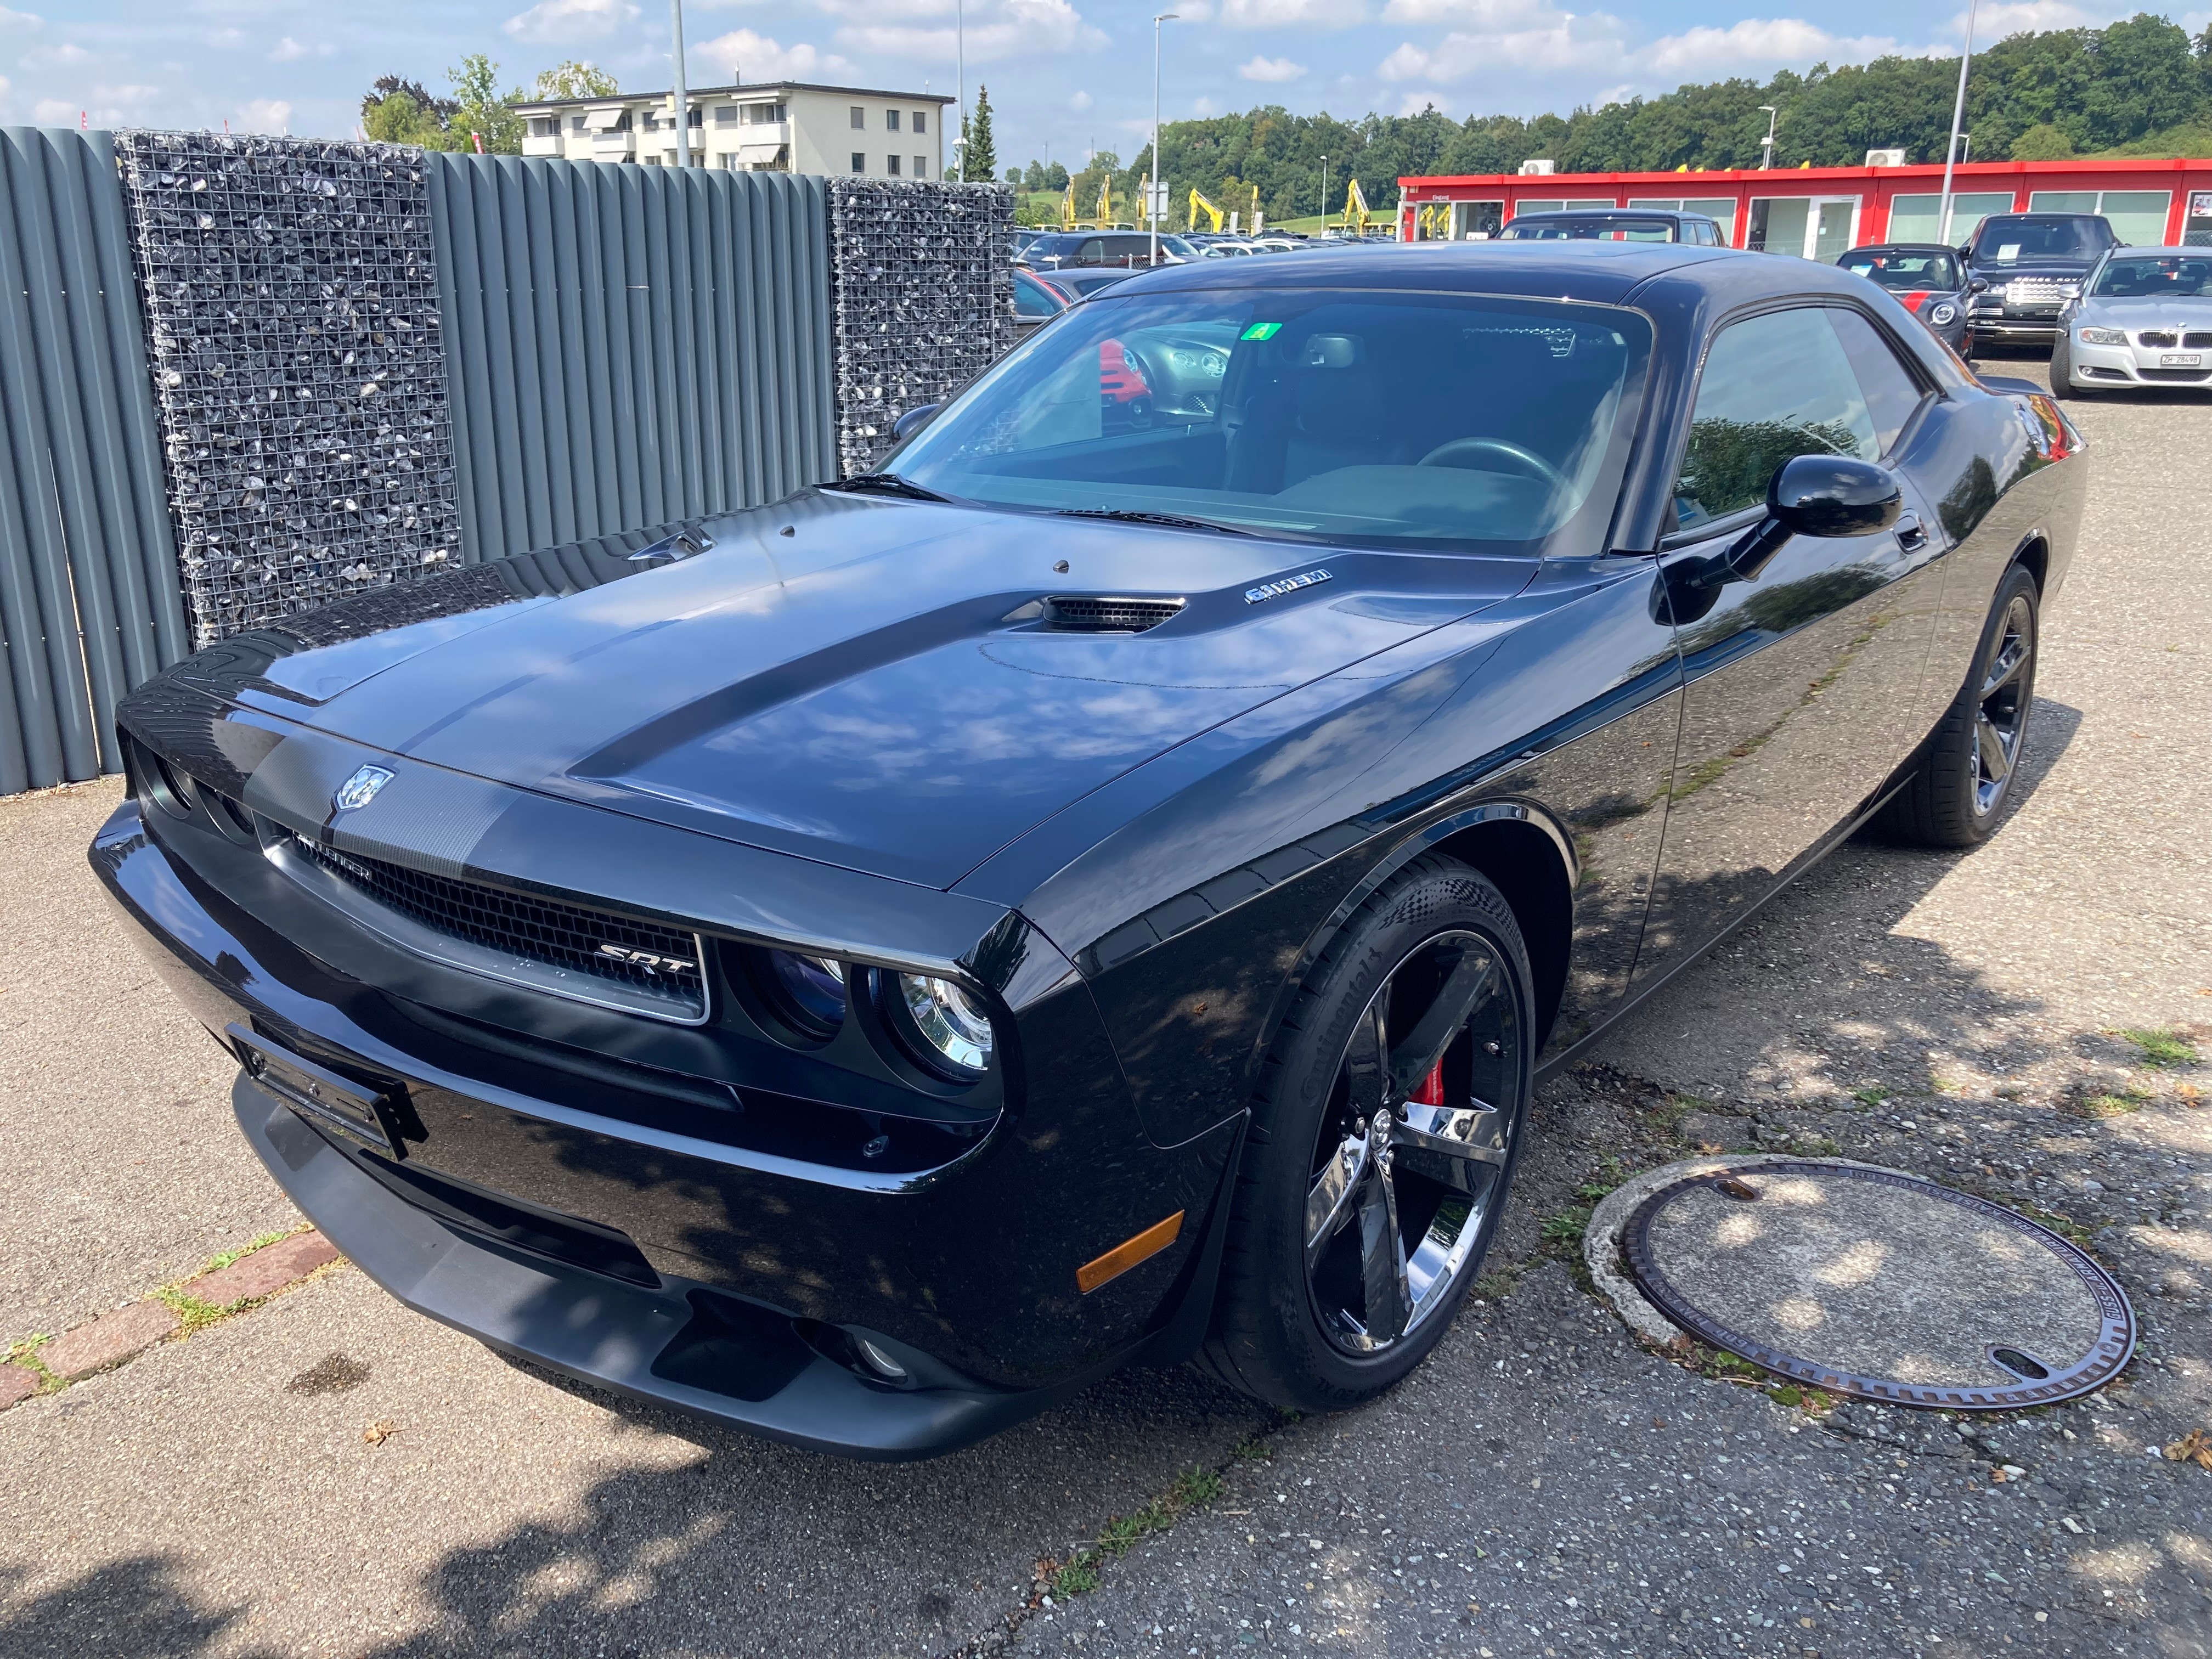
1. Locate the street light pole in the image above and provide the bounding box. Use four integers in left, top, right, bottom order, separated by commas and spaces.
1150, 12, 1178, 266
1757, 105, 1776, 170
955, 0, 966, 180
669, 0, 692, 168
1320, 154, 1328, 231
1939, 0, 1979, 245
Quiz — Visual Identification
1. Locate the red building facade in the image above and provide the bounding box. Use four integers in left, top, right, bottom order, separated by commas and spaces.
1395, 157, 2212, 253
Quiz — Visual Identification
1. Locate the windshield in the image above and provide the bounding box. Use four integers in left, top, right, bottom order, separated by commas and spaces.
1839, 249, 1961, 291
1971, 217, 2108, 265
886, 287, 1651, 552
1504, 217, 1675, 242
2091, 254, 2211, 297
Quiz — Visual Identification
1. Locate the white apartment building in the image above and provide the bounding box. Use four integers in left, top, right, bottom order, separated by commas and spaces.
516, 83, 953, 179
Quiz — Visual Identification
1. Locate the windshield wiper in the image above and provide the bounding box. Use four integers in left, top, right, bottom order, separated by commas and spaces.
822, 472, 950, 503
1054, 507, 1252, 536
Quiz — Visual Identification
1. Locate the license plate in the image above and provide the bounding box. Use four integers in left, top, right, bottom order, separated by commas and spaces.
2161, 352, 2202, 367
229, 1023, 399, 1154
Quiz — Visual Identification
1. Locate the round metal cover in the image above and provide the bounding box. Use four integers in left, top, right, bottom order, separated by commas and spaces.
1623, 1161, 2135, 1409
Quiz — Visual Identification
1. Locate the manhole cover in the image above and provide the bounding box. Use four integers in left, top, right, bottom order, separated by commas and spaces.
1623, 1161, 2134, 1409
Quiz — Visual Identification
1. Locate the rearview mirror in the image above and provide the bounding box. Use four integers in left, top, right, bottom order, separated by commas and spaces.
891, 404, 940, 442
1694, 454, 1903, 590
1968, 275, 1989, 293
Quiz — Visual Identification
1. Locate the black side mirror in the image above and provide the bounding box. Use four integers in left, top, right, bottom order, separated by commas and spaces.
1968, 275, 1989, 293
1694, 454, 1901, 589
891, 404, 940, 443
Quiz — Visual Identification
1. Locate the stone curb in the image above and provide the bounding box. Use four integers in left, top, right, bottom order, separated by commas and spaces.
1, 1229, 343, 1409
1583, 1153, 1911, 1353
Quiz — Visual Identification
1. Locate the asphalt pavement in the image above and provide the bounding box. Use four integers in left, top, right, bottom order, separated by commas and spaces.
1, 360, 2207, 1659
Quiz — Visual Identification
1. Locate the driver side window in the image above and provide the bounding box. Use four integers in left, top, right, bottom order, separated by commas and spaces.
1673, 307, 1878, 530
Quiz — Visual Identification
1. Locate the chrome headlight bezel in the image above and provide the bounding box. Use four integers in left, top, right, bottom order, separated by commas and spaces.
2077, 325, 2126, 346
879, 971, 996, 1081
1927, 301, 1958, 326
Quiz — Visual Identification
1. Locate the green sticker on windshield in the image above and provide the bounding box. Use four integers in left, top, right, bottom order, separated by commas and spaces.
1240, 321, 1283, 341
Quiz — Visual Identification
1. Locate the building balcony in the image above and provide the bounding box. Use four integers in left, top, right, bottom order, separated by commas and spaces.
591, 131, 636, 156
522, 134, 562, 157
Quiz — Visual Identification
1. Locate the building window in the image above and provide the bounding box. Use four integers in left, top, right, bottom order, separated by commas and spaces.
715, 106, 738, 126
686, 108, 702, 128
640, 110, 658, 131
569, 115, 586, 132
887, 109, 901, 133
914, 156, 927, 178
913, 111, 927, 135
850, 106, 866, 129
850, 152, 866, 173
888, 154, 901, 176
745, 102, 787, 125
2028, 188, 2172, 246
528, 117, 554, 137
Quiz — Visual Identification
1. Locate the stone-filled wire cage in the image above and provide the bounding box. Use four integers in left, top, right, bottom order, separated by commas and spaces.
828, 179, 1015, 476
114, 132, 461, 647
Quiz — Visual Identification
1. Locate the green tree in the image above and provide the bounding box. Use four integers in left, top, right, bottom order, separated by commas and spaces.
362, 75, 455, 145
2011, 121, 2076, 158
447, 52, 525, 155
532, 60, 618, 100
958, 84, 998, 182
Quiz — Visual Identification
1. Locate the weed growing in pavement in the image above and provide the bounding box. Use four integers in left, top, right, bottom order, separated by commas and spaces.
1470, 1263, 1526, 1304
1852, 1085, 1891, 1106
2008, 1201, 2096, 1248
3, 1334, 65, 1395
1231, 1435, 1272, 1463
151, 1286, 230, 1333
2114, 1028, 2199, 1069
1650, 1093, 1705, 1133
1040, 1464, 1232, 1604
200, 1230, 291, 1274
2078, 1093, 2148, 1118
1048, 1556, 1100, 1598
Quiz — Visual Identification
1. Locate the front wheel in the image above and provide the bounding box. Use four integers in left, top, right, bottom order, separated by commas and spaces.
2049, 336, 2083, 399
1876, 563, 2040, 847
1198, 857, 1532, 1412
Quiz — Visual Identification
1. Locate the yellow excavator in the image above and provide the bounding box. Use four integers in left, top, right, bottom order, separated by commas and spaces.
1188, 188, 1224, 233
1061, 182, 1077, 229
1336, 178, 1370, 236
1097, 174, 1113, 227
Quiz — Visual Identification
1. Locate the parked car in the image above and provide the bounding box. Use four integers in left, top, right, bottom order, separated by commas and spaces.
1020, 229, 1199, 271
1013, 267, 1071, 330
1836, 243, 1978, 356
1010, 227, 1045, 261
98, 242, 2083, 1459
1030, 267, 1136, 298
1499, 208, 1726, 246
2050, 246, 2212, 396
1963, 213, 2119, 348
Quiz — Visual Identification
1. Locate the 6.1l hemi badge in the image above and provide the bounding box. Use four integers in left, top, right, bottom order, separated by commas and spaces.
1244, 569, 1333, 605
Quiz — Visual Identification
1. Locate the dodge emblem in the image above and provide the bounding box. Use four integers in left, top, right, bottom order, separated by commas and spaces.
333, 765, 394, 812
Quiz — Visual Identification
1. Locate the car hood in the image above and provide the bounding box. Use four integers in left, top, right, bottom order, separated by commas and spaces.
194, 491, 1532, 889
1971, 260, 2094, 285
2074, 294, 2212, 331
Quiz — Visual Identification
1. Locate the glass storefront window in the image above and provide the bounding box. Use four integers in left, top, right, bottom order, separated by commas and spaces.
1627, 196, 1739, 245
2027, 189, 2172, 247
1887, 191, 2015, 245
1748, 197, 1809, 255
1453, 200, 1504, 239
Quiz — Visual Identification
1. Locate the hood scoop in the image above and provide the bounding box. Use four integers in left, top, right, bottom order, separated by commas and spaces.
1012, 595, 1188, 634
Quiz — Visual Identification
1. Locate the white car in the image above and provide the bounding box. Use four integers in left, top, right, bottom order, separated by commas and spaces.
2051, 247, 2212, 397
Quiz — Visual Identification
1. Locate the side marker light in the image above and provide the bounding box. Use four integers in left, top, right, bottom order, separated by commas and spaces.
1075, 1211, 1186, 1295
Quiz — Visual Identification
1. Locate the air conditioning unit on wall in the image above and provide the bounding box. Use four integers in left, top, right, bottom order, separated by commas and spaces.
1518, 159, 1556, 176
1865, 149, 1908, 167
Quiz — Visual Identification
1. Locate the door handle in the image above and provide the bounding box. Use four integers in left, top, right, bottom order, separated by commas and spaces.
1894, 514, 1928, 552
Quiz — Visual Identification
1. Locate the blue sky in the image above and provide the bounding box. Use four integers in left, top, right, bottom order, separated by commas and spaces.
10, 0, 2206, 173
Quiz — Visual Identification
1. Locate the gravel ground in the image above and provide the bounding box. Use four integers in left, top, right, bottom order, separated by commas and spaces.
2, 362, 2207, 1658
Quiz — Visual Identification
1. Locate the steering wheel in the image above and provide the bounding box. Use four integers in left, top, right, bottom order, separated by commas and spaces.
1416, 436, 1567, 492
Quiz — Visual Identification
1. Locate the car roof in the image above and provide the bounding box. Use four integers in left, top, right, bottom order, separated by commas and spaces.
1840, 243, 1959, 257
1119, 239, 1826, 306
1510, 208, 1715, 222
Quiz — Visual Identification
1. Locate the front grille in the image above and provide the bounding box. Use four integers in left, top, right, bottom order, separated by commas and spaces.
287, 833, 708, 1018
2184, 331, 2212, 349
1042, 595, 1187, 633
2138, 330, 2178, 348
2138, 367, 2211, 383
2002, 279, 2071, 309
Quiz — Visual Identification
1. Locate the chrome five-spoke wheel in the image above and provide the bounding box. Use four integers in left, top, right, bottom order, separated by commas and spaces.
1972, 588, 2035, 818
1304, 928, 1519, 1356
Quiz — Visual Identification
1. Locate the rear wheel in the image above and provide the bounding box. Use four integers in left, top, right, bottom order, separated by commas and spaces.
1877, 563, 2040, 848
1198, 858, 1532, 1412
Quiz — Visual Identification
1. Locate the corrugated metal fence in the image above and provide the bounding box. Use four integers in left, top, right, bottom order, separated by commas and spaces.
0, 128, 188, 795
427, 156, 837, 565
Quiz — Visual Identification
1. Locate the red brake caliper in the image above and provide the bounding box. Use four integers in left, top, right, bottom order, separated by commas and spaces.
1409, 1059, 1446, 1107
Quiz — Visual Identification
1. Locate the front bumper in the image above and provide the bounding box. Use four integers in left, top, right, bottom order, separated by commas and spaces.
92, 799, 1242, 1457
2066, 337, 2212, 390
1969, 309, 2064, 342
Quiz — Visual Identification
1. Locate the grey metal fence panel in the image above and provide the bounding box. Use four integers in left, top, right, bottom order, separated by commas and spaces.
427, 156, 837, 565
0, 127, 187, 795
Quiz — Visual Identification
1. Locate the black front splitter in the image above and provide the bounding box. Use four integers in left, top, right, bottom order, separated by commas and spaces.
235, 1076, 1126, 1460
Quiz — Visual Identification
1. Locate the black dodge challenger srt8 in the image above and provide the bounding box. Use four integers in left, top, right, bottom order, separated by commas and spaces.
95, 242, 2084, 1458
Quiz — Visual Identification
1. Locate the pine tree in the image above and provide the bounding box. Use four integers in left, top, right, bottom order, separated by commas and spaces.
960, 86, 998, 183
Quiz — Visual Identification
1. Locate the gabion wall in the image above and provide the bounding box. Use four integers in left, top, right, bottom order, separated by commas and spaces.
115, 133, 461, 646
828, 179, 1014, 476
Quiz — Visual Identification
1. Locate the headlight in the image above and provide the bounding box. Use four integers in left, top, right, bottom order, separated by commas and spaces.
1928, 302, 1957, 325
2078, 326, 2126, 345
759, 950, 848, 1037
887, 973, 994, 1078
2059, 282, 2081, 297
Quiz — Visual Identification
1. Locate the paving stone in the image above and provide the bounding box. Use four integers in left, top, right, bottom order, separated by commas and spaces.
40, 1300, 180, 1380
184, 1232, 341, 1307
0, 1363, 40, 1410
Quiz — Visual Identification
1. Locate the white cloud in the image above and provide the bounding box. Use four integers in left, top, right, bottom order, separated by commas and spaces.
1219, 0, 1364, 24
829, 0, 1105, 63
0, 4, 41, 27
1070, 88, 1093, 109
693, 28, 852, 81
504, 0, 641, 44
32, 97, 70, 122
1238, 54, 1308, 80
1192, 93, 1221, 114
1382, 0, 1550, 22
239, 98, 292, 132
269, 37, 334, 61
1645, 18, 1901, 76
20, 39, 87, 67
1963, 0, 2092, 38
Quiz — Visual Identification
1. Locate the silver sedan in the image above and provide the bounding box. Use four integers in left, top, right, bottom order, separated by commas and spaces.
2052, 248, 2212, 397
